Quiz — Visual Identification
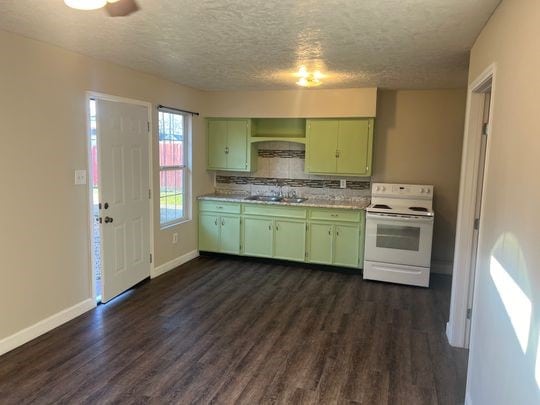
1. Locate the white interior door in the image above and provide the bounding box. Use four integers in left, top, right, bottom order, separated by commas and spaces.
465, 90, 491, 344
97, 99, 151, 302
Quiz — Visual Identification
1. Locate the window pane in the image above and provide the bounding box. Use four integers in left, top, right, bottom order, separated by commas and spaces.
160, 168, 183, 224
159, 111, 184, 167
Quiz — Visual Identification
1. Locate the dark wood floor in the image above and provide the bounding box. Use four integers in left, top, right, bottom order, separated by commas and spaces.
0, 256, 468, 404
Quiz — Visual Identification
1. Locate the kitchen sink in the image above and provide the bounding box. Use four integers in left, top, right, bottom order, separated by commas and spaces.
281, 197, 308, 203
244, 195, 283, 202
244, 195, 308, 203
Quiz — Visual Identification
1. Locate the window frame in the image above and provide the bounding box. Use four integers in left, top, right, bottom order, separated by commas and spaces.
158, 107, 191, 228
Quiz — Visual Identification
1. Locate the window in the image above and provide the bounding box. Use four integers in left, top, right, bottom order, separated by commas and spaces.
158, 108, 189, 226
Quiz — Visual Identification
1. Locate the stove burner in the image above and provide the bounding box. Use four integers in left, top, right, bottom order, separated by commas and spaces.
372, 204, 391, 209
409, 206, 428, 212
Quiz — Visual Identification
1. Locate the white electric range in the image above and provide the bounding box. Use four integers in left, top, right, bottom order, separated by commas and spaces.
363, 183, 434, 287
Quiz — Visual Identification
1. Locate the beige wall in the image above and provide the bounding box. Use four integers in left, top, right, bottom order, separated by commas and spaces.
204, 88, 377, 117
464, 1, 540, 403
373, 90, 466, 268
0, 30, 213, 341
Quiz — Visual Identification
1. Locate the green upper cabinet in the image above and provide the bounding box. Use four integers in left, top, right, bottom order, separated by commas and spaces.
207, 118, 256, 172
207, 120, 228, 170
306, 118, 374, 176
304, 120, 339, 173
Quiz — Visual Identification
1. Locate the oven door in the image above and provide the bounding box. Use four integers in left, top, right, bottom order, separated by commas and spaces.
364, 212, 434, 267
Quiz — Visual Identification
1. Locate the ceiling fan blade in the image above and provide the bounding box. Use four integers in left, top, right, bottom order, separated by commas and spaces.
105, 0, 139, 17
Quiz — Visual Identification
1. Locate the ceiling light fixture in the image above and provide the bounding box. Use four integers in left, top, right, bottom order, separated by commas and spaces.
295, 67, 324, 87
64, 0, 107, 10
64, 0, 140, 16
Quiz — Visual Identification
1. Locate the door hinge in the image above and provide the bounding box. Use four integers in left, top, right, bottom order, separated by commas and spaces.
149, 189, 152, 199
305, 251, 308, 259
147, 122, 150, 133
149, 253, 153, 263
474, 218, 480, 230
482, 123, 488, 136
306, 223, 308, 231
467, 308, 472, 319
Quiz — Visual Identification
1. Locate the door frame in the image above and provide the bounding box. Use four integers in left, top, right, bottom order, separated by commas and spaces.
85, 91, 154, 302
446, 64, 496, 348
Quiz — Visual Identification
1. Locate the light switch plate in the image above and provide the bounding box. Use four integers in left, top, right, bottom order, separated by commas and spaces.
75, 170, 87, 185
340, 179, 346, 189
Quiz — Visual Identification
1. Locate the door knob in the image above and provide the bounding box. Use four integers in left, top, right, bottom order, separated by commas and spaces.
104, 202, 109, 209
104, 216, 113, 223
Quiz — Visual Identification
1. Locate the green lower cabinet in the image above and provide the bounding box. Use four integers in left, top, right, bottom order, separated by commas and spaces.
199, 213, 241, 254
243, 217, 274, 257
307, 222, 362, 268
333, 224, 361, 268
274, 220, 306, 262
199, 213, 220, 252
307, 222, 334, 265
219, 215, 241, 254
199, 202, 364, 269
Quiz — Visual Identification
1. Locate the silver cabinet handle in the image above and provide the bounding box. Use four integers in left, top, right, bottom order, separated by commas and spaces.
221, 219, 225, 226
214, 219, 218, 226
330, 213, 338, 217
268, 225, 272, 231
276, 224, 279, 231
328, 228, 332, 235
225, 146, 229, 154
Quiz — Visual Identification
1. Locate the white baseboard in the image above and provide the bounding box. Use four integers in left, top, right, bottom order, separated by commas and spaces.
0, 298, 96, 356
431, 260, 453, 275
151, 249, 199, 279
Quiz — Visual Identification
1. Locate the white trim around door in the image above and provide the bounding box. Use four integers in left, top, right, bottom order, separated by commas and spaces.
446, 64, 496, 348
85, 91, 155, 303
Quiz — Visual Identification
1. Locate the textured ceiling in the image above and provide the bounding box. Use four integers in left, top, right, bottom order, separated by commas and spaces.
0, 0, 500, 90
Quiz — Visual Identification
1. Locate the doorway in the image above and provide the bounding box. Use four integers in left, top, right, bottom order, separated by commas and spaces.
447, 64, 496, 348
87, 93, 153, 303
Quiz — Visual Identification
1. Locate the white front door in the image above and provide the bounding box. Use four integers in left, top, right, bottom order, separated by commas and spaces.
96, 99, 151, 302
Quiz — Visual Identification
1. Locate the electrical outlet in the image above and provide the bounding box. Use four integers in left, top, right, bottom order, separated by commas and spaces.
172, 233, 178, 244
74, 170, 87, 185
340, 179, 346, 189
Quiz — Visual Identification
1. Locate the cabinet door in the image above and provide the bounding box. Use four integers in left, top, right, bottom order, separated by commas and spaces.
306, 120, 338, 173
219, 215, 241, 254
308, 222, 334, 265
226, 120, 248, 170
208, 120, 228, 169
243, 217, 273, 258
199, 213, 220, 252
333, 224, 360, 268
337, 119, 372, 175
274, 220, 306, 262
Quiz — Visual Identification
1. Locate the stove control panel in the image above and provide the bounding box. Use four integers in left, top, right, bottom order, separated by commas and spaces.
372, 183, 434, 199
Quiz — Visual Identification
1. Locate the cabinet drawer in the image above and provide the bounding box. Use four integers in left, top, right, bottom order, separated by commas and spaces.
199, 201, 241, 214
309, 208, 362, 222
242, 204, 307, 219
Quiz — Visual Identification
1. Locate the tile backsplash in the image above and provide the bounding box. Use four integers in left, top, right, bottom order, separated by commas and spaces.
215, 141, 371, 200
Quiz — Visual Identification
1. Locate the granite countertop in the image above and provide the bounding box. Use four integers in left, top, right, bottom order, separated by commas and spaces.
197, 193, 370, 210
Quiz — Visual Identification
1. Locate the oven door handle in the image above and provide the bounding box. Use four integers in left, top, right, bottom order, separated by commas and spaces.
366, 212, 434, 223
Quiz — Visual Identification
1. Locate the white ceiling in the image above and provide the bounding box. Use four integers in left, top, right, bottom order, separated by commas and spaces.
0, 0, 500, 90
